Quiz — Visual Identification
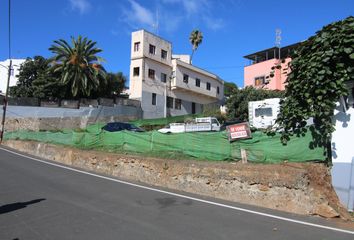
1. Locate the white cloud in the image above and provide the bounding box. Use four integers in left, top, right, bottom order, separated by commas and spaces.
162, 0, 210, 14
121, 0, 156, 29
161, 0, 223, 31
119, 0, 225, 33
69, 0, 91, 15
203, 16, 224, 31
181, 0, 198, 15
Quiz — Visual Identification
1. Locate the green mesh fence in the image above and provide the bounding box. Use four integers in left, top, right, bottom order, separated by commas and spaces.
4, 127, 326, 163
129, 114, 202, 127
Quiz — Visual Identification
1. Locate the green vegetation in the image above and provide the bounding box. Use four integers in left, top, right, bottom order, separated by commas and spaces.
130, 108, 227, 131
276, 16, 354, 158
202, 104, 226, 123
5, 127, 325, 163
189, 29, 203, 63
130, 114, 203, 128
9, 56, 66, 99
226, 86, 284, 121
49, 36, 106, 98
224, 81, 238, 97
93, 72, 126, 98
9, 36, 126, 99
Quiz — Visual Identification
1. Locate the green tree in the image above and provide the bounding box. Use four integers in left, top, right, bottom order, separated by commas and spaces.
32, 70, 68, 99
226, 86, 284, 121
49, 36, 106, 98
9, 56, 67, 99
93, 72, 126, 98
189, 29, 203, 63
224, 81, 238, 97
9, 56, 47, 97
276, 16, 354, 157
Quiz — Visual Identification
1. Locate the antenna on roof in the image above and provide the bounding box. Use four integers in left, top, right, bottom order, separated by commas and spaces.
153, 7, 159, 35
275, 28, 282, 59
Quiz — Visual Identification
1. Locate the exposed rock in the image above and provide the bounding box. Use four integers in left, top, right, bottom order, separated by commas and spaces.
258, 184, 269, 192
313, 203, 340, 218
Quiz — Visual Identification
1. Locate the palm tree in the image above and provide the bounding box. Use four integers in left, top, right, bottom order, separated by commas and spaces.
189, 29, 203, 64
49, 36, 106, 98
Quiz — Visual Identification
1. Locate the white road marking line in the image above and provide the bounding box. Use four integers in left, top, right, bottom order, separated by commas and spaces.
1, 146, 353, 235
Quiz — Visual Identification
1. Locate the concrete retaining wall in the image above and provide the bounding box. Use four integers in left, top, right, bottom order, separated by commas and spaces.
3, 140, 350, 219
2, 105, 142, 131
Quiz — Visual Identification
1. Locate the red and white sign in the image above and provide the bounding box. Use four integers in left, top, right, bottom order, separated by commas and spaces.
227, 122, 252, 142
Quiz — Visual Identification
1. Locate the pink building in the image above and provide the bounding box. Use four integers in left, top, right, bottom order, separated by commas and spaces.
243, 43, 300, 90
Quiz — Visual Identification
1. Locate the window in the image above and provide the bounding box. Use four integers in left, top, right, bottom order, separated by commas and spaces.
175, 99, 181, 110
196, 78, 200, 87
255, 107, 273, 117
148, 69, 155, 79
206, 82, 211, 91
192, 102, 196, 114
152, 93, 156, 105
133, 67, 140, 76
161, 50, 167, 59
167, 97, 174, 108
255, 76, 265, 86
217, 86, 220, 94
183, 74, 189, 83
161, 73, 167, 83
134, 42, 140, 52
149, 44, 156, 55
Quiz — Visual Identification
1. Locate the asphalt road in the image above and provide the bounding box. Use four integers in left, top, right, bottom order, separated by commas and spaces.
0, 147, 353, 240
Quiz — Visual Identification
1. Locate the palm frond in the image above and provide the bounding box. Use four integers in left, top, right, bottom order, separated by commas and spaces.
49, 35, 106, 97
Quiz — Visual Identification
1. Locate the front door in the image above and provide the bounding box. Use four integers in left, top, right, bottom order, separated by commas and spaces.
192, 102, 196, 114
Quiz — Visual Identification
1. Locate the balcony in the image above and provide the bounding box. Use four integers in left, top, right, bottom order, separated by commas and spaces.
170, 77, 220, 100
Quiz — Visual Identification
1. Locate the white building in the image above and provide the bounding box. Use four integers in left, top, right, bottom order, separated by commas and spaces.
0, 59, 26, 94
129, 30, 224, 119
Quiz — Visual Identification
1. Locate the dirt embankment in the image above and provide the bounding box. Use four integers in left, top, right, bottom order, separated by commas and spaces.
3, 140, 351, 220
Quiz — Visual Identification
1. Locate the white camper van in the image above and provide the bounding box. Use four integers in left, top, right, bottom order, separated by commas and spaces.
248, 98, 280, 129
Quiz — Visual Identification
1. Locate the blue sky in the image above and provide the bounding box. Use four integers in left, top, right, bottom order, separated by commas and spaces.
0, 0, 353, 87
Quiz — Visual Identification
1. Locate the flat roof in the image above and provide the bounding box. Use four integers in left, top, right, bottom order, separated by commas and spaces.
175, 59, 224, 84
243, 42, 302, 61
132, 29, 172, 45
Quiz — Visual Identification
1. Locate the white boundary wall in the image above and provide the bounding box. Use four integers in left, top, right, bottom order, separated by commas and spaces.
331, 83, 354, 211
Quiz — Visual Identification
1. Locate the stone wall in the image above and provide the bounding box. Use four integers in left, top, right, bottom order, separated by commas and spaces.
3, 140, 350, 220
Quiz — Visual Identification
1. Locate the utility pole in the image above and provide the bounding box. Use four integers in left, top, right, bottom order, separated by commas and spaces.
1, 60, 12, 142
1, 0, 11, 143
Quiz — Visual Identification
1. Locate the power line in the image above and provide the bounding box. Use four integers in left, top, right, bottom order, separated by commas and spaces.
8, 0, 11, 59
199, 65, 244, 70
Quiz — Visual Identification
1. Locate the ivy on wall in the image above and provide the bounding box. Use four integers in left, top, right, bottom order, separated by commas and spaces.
276, 16, 354, 158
